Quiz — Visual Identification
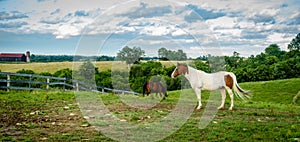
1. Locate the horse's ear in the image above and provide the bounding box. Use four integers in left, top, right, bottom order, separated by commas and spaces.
177, 62, 180, 66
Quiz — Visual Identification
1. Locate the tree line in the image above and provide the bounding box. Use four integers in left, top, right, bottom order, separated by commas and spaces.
30, 46, 188, 63
225, 44, 300, 82
1, 33, 299, 93
30, 55, 115, 62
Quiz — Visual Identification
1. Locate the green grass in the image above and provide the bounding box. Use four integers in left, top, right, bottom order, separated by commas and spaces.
0, 78, 300, 141
0, 61, 121, 73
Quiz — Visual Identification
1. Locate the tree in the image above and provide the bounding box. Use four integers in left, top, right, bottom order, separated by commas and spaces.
288, 33, 300, 51
191, 60, 210, 73
225, 51, 242, 70
158, 47, 168, 60
96, 55, 115, 61
95, 69, 112, 88
265, 44, 284, 57
176, 49, 187, 60
53, 68, 72, 78
117, 46, 145, 68
157, 47, 187, 61
75, 60, 96, 86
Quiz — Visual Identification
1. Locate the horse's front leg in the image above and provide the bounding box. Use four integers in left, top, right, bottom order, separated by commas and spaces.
195, 88, 202, 110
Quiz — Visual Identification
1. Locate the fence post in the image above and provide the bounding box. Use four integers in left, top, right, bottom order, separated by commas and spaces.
102, 87, 104, 93
7, 74, 10, 92
29, 75, 32, 91
76, 81, 79, 91
63, 78, 66, 91
46, 78, 50, 90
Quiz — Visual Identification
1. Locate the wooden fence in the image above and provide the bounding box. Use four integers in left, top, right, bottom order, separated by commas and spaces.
0, 72, 139, 95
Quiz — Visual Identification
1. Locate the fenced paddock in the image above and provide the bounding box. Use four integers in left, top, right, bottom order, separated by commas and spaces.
0, 72, 139, 95
0, 78, 299, 141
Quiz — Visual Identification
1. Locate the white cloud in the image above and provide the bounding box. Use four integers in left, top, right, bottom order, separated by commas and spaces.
115, 26, 136, 34
267, 33, 293, 50
237, 20, 256, 29
54, 25, 81, 39
171, 29, 186, 36
215, 28, 242, 37
185, 39, 195, 43
190, 46, 201, 50
206, 16, 237, 30
140, 25, 171, 36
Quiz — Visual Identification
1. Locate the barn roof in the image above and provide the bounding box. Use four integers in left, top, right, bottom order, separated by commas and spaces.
0, 53, 25, 58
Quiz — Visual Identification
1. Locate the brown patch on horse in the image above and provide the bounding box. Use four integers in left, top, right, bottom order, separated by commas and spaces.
172, 69, 180, 77
146, 83, 151, 94
177, 63, 188, 74
143, 82, 151, 96
224, 75, 233, 89
152, 82, 158, 91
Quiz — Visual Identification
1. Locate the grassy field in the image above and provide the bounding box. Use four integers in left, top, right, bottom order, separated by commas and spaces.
0, 61, 177, 73
0, 78, 299, 141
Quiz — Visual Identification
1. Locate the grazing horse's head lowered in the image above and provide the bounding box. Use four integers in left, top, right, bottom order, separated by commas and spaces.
171, 63, 188, 78
143, 81, 168, 99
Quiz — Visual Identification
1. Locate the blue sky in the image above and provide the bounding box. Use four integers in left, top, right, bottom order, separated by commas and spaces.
0, 0, 299, 58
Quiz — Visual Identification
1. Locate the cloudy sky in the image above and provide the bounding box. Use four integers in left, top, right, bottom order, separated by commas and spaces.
0, 0, 299, 58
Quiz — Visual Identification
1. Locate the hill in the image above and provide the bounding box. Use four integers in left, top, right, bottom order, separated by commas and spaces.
0, 78, 299, 141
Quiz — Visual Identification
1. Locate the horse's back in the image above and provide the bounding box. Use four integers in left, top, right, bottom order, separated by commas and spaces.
200, 71, 232, 90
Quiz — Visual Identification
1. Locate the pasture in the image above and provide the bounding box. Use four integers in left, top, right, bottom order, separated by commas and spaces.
0, 78, 300, 141
0, 61, 176, 73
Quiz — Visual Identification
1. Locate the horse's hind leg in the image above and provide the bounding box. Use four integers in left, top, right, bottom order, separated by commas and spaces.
226, 87, 234, 110
160, 91, 166, 100
159, 90, 163, 97
155, 92, 159, 98
218, 88, 226, 110
160, 92, 165, 99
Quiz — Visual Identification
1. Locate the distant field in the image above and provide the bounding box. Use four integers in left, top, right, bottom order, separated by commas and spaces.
0, 61, 177, 73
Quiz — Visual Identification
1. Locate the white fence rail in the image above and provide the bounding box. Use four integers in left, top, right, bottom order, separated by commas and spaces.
0, 72, 139, 95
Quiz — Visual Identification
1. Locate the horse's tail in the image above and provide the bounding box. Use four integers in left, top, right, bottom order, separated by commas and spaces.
164, 89, 168, 97
228, 73, 251, 100
160, 82, 168, 97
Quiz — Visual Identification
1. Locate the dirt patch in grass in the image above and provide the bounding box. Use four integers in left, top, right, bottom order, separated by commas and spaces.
0, 92, 178, 141
0, 91, 114, 141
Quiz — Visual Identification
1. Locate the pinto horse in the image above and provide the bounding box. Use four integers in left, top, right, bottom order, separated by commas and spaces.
171, 63, 250, 110
143, 81, 168, 99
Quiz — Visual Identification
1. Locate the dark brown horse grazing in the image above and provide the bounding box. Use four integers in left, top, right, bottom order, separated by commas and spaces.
143, 82, 168, 99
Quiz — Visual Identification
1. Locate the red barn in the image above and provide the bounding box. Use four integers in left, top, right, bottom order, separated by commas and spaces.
0, 53, 28, 62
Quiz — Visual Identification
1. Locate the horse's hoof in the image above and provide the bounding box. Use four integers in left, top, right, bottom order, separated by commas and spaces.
196, 107, 201, 110
217, 107, 224, 110
228, 107, 233, 110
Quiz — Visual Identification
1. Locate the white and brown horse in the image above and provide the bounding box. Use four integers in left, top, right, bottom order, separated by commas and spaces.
171, 63, 250, 110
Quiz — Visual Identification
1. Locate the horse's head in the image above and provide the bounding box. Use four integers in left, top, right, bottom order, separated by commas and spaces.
143, 82, 151, 96
171, 63, 188, 78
